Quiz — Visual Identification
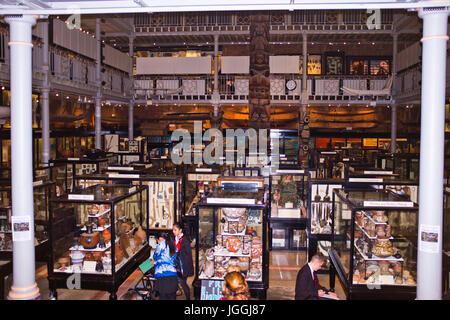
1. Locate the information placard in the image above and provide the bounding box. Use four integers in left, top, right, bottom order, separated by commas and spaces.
276, 169, 305, 174
207, 198, 255, 205
363, 201, 414, 208
200, 280, 224, 300
68, 194, 95, 201
11, 216, 31, 242
419, 224, 440, 253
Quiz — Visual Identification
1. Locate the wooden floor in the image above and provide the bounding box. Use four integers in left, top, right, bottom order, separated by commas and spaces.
32, 250, 346, 300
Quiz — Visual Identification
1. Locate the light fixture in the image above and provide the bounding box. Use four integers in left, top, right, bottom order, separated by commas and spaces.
1, 86, 4, 90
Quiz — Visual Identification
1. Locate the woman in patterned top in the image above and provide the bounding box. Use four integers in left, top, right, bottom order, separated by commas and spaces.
152, 231, 178, 300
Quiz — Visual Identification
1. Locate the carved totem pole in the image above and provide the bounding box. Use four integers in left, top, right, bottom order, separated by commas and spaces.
298, 110, 311, 167
249, 13, 271, 129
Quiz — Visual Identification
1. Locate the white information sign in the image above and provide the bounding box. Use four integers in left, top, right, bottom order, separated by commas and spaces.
108, 173, 140, 179
419, 224, 440, 253
196, 168, 212, 172
363, 201, 414, 207
363, 170, 393, 175
276, 169, 305, 174
349, 178, 383, 183
68, 194, 95, 201
11, 216, 32, 242
206, 198, 255, 205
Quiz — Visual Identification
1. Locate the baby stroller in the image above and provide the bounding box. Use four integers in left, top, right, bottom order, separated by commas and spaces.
130, 259, 183, 300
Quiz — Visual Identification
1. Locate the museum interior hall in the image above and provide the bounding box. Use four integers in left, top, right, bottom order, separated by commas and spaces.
0, 0, 449, 301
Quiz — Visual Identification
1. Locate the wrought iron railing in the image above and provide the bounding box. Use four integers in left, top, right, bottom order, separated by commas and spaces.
134, 10, 394, 28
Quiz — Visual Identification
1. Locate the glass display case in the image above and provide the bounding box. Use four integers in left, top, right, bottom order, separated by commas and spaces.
268, 169, 309, 251
0, 181, 56, 260
183, 168, 222, 217
307, 180, 344, 273
113, 152, 143, 166
50, 157, 112, 193
315, 150, 342, 180
74, 174, 182, 234
47, 184, 150, 300
377, 154, 420, 181
329, 188, 418, 299
194, 188, 269, 299
309, 180, 344, 235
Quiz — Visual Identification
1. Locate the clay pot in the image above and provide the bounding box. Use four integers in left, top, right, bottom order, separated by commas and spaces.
70, 251, 85, 265
101, 229, 111, 243
119, 221, 132, 234
98, 216, 107, 228
222, 208, 246, 219
88, 205, 100, 216
133, 233, 143, 248
204, 260, 215, 278
80, 232, 100, 249
226, 237, 241, 253
115, 244, 124, 265
119, 234, 131, 258
135, 226, 146, 243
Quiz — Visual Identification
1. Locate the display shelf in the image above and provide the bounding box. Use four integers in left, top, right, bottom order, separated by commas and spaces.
87, 209, 111, 218
354, 243, 403, 262
361, 210, 387, 225
80, 224, 111, 232
355, 223, 393, 241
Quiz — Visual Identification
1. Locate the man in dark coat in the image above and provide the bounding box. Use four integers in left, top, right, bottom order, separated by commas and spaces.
295, 253, 337, 300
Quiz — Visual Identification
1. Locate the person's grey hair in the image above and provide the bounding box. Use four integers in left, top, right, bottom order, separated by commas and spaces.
310, 253, 326, 264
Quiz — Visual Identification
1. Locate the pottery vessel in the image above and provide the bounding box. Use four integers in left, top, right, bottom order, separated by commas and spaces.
88, 205, 100, 216
70, 250, 85, 265
101, 229, 111, 243
115, 244, 124, 265
135, 225, 146, 242
80, 231, 100, 249
222, 208, 246, 219
226, 237, 241, 253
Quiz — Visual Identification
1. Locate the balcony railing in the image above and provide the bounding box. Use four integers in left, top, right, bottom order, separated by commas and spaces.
0, 31, 131, 100
134, 10, 394, 32
134, 74, 391, 104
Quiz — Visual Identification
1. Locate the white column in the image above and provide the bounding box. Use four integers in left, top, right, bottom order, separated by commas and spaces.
41, 20, 50, 164
5, 14, 40, 300
301, 33, 308, 112
213, 33, 220, 117
390, 34, 398, 154
95, 19, 102, 149
417, 7, 449, 300
128, 37, 134, 141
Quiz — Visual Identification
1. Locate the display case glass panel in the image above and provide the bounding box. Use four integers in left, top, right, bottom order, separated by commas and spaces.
74, 174, 181, 231
309, 181, 343, 234
184, 169, 221, 217
196, 188, 268, 286
332, 189, 418, 292
270, 170, 308, 219
49, 184, 148, 276
0, 181, 55, 256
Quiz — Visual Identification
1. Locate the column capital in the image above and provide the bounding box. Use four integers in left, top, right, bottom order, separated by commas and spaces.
4, 14, 37, 26
418, 7, 450, 19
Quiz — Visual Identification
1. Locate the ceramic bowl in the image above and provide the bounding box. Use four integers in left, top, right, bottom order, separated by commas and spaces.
222, 208, 246, 219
